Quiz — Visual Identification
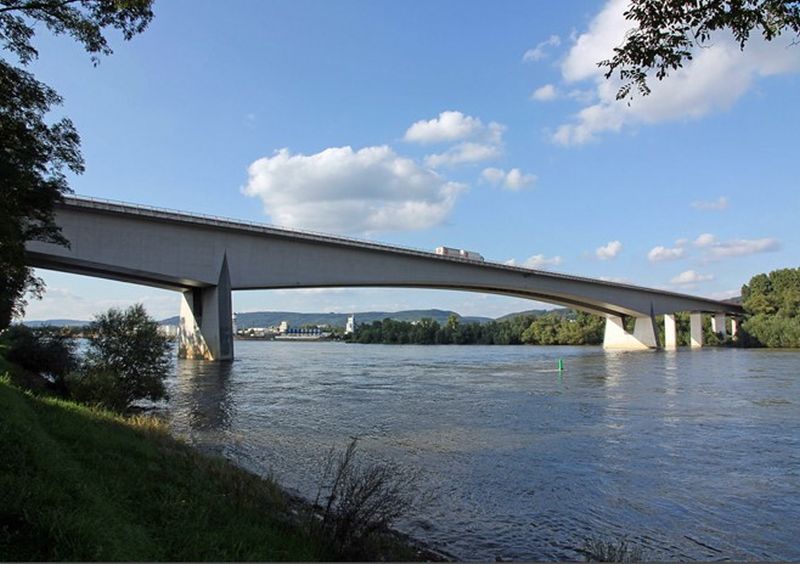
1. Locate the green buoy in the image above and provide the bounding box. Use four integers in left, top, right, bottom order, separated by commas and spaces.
557, 358, 564, 371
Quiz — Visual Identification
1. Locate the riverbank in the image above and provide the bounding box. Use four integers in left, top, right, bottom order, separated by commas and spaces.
0, 359, 438, 561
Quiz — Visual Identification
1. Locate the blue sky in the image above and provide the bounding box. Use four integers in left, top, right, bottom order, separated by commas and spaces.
23, 0, 800, 321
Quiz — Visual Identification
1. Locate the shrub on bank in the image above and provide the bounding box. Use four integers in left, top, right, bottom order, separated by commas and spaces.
0, 325, 77, 393
65, 368, 131, 412
311, 438, 421, 559
581, 538, 646, 562
70, 304, 172, 411
1, 305, 172, 413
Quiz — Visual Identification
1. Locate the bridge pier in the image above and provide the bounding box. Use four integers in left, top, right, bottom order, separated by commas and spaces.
689, 312, 703, 349
664, 314, 677, 350
603, 314, 658, 350
711, 313, 727, 338
178, 257, 234, 361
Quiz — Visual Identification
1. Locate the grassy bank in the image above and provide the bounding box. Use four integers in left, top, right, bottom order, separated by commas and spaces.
0, 357, 426, 561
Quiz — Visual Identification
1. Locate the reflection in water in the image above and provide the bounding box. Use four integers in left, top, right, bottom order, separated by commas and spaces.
163, 343, 800, 561
171, 358, 234, 439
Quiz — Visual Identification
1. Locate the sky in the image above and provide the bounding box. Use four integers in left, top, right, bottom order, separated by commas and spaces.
21, 0, 800, 321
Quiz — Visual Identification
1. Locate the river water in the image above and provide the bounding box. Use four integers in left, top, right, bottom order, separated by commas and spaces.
162, 342, 800, 561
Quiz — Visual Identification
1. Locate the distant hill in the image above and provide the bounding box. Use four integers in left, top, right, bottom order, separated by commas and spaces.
23, 319, 89, 328
26, 308, 567, 330
160, 309, 493, 329
495, 308, 568, 322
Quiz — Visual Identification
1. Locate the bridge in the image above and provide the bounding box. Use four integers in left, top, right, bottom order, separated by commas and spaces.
26, 196, 744, 360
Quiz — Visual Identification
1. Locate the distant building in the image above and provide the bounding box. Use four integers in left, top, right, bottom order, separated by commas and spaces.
279, 320, 289, 333
345, 314, 355, 335
158, 325, 179, 338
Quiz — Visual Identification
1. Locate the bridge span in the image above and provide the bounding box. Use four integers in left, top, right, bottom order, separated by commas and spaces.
26, 196, 743, 360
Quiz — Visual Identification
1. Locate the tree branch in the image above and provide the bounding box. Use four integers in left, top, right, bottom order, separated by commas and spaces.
0, 0, 80, 14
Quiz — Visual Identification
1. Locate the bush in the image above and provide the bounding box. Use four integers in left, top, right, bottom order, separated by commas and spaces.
1, 325, 77, 392
72, 304, 171, 412
311, 438, 420, 559
64, 368, 130, 412
581, 538, 645, 562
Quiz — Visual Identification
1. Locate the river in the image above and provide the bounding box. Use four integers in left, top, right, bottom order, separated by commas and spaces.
162, 342, 800, 561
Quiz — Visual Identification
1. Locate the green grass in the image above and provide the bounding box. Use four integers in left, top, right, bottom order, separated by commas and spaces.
0, 360, 328, 561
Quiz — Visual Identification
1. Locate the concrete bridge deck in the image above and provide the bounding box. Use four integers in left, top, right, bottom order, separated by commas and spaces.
26, 196, 744, 359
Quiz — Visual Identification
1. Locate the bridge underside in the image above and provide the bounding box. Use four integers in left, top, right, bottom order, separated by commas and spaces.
27, 256, 735, 360
26, 199, 743, 360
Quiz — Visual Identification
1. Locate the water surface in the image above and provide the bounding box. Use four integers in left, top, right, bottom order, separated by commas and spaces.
164, 343, 800, 560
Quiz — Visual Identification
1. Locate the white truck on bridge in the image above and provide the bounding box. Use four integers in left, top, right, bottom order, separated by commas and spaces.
435, 246, 485, 262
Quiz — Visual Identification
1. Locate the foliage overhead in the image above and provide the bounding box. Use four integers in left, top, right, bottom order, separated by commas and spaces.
0, 0, 154, 65
0, 0, 153, 328
0, 61, 81, 327
600, 0, 800, 99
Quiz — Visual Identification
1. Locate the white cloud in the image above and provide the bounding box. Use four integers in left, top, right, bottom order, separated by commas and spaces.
709, 289, 740, 301
648, 245, 685, 262
243, 146, 464, 234
481, 167, 537, 191
404, 111, 484, 144
523, 254, 563, 270
408, 114, 507, 168
690, 233, 780, 260
567, 88, 596, 103
596, 240, 622, 260
504, 168, 537, 190
670, 270, 715, 285
531, 84, 558, 102
691, 196, 729, 211
561, 0, 631, 82
705, 237, 781, 260
271, 288, 352, 296
694, 233, 718, 247
523, 35, 561, 62
425, 142, 501, 168
552, 0, 800, 145
481, 167, 506, 185
599, 276, 630, 283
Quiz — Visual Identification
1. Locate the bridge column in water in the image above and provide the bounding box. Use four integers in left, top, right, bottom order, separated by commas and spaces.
603, 314, 659, 350
689, 313, 704, 349
664, 314, 677, 350
711, 313, 727, 338
178, 256, 234, 361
